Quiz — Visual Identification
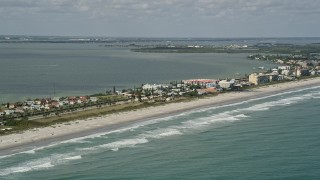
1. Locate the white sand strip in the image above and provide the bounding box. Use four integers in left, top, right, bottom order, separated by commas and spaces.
1, 77, 319, 151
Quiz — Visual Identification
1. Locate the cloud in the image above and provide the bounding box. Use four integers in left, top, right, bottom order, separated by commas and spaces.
1, 0, 320, 20
0, 0, 319, 37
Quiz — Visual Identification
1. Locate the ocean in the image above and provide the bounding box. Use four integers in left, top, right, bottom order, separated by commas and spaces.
1, 85, 319, 179
0, 42, 275, 103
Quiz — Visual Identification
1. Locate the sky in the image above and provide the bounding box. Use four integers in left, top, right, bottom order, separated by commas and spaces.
0, 0, 320, 37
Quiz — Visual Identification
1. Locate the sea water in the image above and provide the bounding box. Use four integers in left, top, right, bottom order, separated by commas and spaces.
0, 85, 319, 179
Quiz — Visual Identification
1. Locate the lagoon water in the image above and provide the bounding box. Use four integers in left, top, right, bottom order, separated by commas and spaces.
1, 85, 320, 179
0, 43, 273, 103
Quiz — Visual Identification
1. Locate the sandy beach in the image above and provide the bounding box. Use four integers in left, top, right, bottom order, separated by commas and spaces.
1, 77, 320, 153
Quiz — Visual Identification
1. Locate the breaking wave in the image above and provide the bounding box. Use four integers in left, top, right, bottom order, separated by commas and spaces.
0, 154, 82, 176
1, 85, 319, 176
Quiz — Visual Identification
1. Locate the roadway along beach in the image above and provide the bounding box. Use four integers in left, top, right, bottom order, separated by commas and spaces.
1, 77, 320, 154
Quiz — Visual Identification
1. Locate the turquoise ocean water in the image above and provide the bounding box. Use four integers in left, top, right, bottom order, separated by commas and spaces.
1, 85, 319, 179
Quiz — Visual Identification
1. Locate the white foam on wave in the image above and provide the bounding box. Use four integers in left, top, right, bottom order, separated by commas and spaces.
140, 128, 183, 139
100, 138, 149, 149
178, 112, 248, 130
0, 153, 82, 176
178, 86, 320, 116
0, 152, 22, 160
1, 110, 189, 159
23, 150, 36, 154
3, 85, 318, 166
0, 157, 53, 176
79, 138, 149, 152
241, 85, 320, 104
240, 93, 315, 112
234, 114, 249, 118
0, 145, 51, 160
64, 155, 82, 160
0, 147, 47, 160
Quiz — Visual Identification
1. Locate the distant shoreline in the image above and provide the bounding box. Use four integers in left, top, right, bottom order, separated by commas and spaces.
1, 77, 319, 156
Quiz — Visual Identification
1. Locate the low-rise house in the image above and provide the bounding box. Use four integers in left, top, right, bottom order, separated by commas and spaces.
9, 104, 16, 109
51, 101, 60, 108
31, 105, 41, 111
69, 100, 76, 105
80, 96, 88, 102
61, 100, 69, 105
142, 84, 162, 90
167, 92, 178, 96
154, 90, 164, 95
171, 88, 181, 92
177, 84, 187, 88
284, 76, 296, 80
68, 96, 76, 101
296, 61, 308, 68
278, 66, 291, 70
34, 100, 41, 105
14, 109, 24, 113
42, 105, 50, 110
288, 60, 296, 64
23, 106, 31, 110
276, 59, 285, 64
141, 97, 148, 101
90, 97, 98, 102
25, 101, 34, 106
52, 97, 61, 102
4, 110, 14, 115
121, 93, 133, 98
197, 87, 218, 95
40, 99, 50, 105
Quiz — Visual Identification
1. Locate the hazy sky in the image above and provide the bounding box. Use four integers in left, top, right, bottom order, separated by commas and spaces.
1, 0, 320, 37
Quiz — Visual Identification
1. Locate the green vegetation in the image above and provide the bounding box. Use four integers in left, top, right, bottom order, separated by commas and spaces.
0, 95, 198, 135
132, 44, 320, 56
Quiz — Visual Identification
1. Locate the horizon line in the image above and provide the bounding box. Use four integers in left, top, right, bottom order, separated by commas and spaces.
1, 34, 320, 39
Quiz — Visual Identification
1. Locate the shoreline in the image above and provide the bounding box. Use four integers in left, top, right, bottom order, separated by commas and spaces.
1, 77, 320, 155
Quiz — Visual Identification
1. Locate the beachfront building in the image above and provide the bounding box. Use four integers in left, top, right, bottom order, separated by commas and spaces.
249, 73, 269, 85
218, 79, 235, 89
196, 87, 217, 95
276, 66, 291, 76
183, 79, 219, 87
206, 82, 218, 88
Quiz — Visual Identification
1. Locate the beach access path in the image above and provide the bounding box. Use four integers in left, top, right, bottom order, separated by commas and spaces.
1, 77, 320, 153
